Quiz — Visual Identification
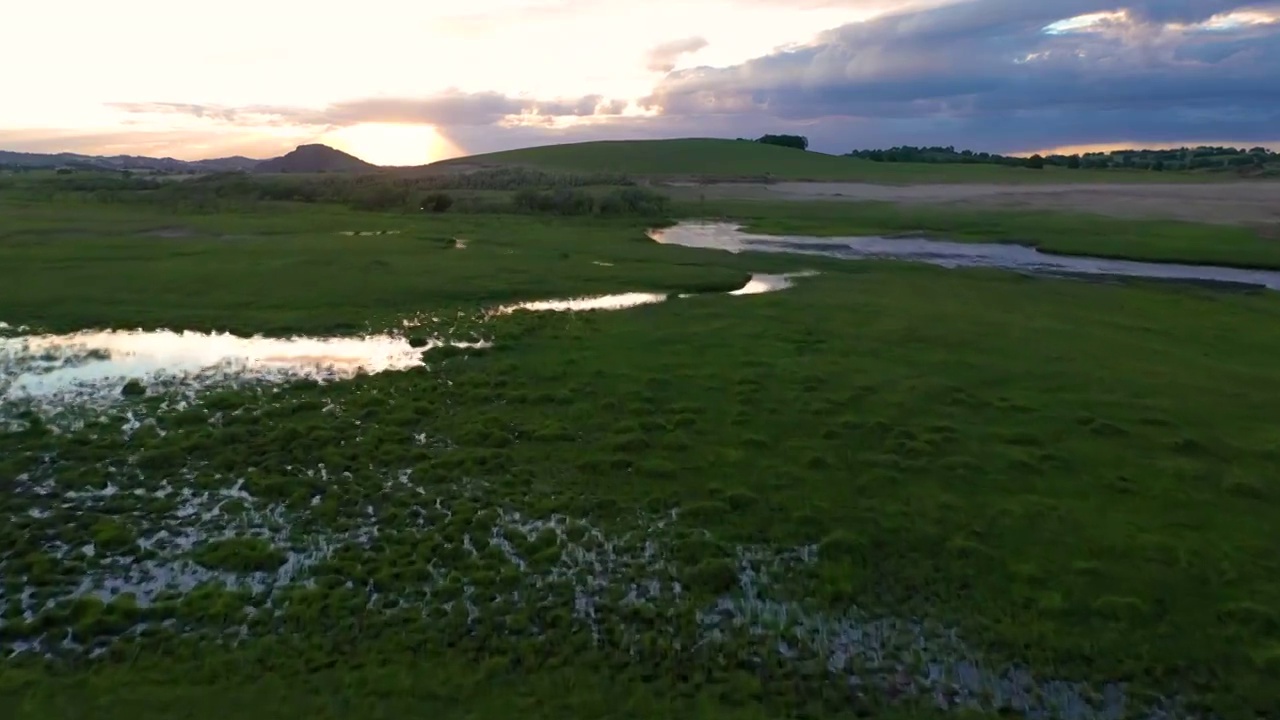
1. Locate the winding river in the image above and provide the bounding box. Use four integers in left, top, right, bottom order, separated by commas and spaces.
649, 222, 1280, 291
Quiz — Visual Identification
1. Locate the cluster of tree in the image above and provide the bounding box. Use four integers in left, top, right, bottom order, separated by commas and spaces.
740, 134, 810, 151
844, 146, 1028, 165
844, 144, 1278, 172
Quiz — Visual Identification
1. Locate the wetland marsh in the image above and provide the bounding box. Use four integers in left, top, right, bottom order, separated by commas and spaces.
1, 185, 1278, 720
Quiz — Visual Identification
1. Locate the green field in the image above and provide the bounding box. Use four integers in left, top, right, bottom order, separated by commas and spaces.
430, 138, 1227, 183
2, 187, 1279, 720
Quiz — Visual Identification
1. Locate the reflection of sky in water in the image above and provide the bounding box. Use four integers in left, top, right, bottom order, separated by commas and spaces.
499, 292, 669, 313
0, 272, 812, 420
498, 272, 816, 313
650, 222, 1280, 291
0, 330, 439, 399
729, 271, 818, 295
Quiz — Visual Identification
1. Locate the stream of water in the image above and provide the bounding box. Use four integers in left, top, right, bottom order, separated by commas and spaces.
648, 222, 1280, 291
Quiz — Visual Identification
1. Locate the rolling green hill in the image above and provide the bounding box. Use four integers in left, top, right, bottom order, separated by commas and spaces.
427, 138, 1222, 183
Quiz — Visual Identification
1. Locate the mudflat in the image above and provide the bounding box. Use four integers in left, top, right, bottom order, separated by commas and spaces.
684, 181, 1280, 227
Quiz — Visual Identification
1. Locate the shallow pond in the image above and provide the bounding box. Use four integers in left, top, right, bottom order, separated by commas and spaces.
649, 222, 1280, 291
0, 330, 483, 423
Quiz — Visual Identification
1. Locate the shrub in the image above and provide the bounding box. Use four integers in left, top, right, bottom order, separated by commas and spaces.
420, 192, 454, 212
511, 187, 595, 215
599, 187, 669, 216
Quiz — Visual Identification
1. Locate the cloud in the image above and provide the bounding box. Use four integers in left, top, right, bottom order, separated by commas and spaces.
638, 0, 1280, 151
645, 36, 710, 72
0, 127, 307, 160
110, 90, 630, 131
85, 1, 1280, 157
434, 0, 611, 34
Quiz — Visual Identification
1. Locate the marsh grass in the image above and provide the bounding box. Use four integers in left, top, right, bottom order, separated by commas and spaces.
1, 193, 1279, 719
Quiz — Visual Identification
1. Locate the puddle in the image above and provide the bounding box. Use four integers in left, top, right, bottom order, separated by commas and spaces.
497, 271, 815, 314
729, 271, 818, 295
0, 330, 481, 422
649, 222, 1280, 291
497, 292, 669, 314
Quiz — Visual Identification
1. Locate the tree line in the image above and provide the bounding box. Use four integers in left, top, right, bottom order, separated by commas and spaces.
723, 134, 1276, 173
843, 145, 1277, 171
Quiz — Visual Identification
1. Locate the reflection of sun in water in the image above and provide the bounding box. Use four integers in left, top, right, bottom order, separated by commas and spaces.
320, 123, 463, 166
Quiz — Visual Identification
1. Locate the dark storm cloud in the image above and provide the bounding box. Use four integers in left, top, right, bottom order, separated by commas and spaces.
640, 0, 1280, 151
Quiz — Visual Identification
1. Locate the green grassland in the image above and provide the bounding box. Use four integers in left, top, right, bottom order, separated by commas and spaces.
428, 138, 1224, 183
2, 191, 1280, 720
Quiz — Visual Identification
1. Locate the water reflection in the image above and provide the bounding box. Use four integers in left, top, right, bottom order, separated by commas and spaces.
729, 271, 818, 295
497, 292, 669, 314
1, 269, 814, 418
650, 222, 1280, 291
497, 271, 816, 314
0, 330, 470, 405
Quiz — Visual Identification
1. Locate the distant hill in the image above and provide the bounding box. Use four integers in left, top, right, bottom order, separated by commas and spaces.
254, 144, 376, 174
0, 143, 376, 175
0, 149, 260, 173
425, 138, 1249, 183
427, 138, 863, 180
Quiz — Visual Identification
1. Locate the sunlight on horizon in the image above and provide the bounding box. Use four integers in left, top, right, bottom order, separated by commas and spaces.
0, 0, 1275, 160
1035, 139, 1280, 155
319, 123, 464, 166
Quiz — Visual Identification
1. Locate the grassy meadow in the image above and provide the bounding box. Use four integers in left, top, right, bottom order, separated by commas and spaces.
429, 138, 1223, 183
1, 177, 1279, 720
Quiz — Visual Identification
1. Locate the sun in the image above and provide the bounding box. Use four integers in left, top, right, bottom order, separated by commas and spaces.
319, 123, 463, 167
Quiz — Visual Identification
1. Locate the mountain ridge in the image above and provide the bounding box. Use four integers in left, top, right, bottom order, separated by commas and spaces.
254, 144, 377, 174
0, 143, 377, 174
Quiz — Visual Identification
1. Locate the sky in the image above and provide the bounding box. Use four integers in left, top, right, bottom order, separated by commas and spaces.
3, 0, 1279, 165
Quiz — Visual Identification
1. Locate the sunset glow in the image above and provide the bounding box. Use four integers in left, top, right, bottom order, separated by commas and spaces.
1, 0, 1276, 161
320, 124, 464, 166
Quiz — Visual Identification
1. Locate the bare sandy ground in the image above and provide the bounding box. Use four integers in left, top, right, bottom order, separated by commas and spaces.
681, 181, 1280, 229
